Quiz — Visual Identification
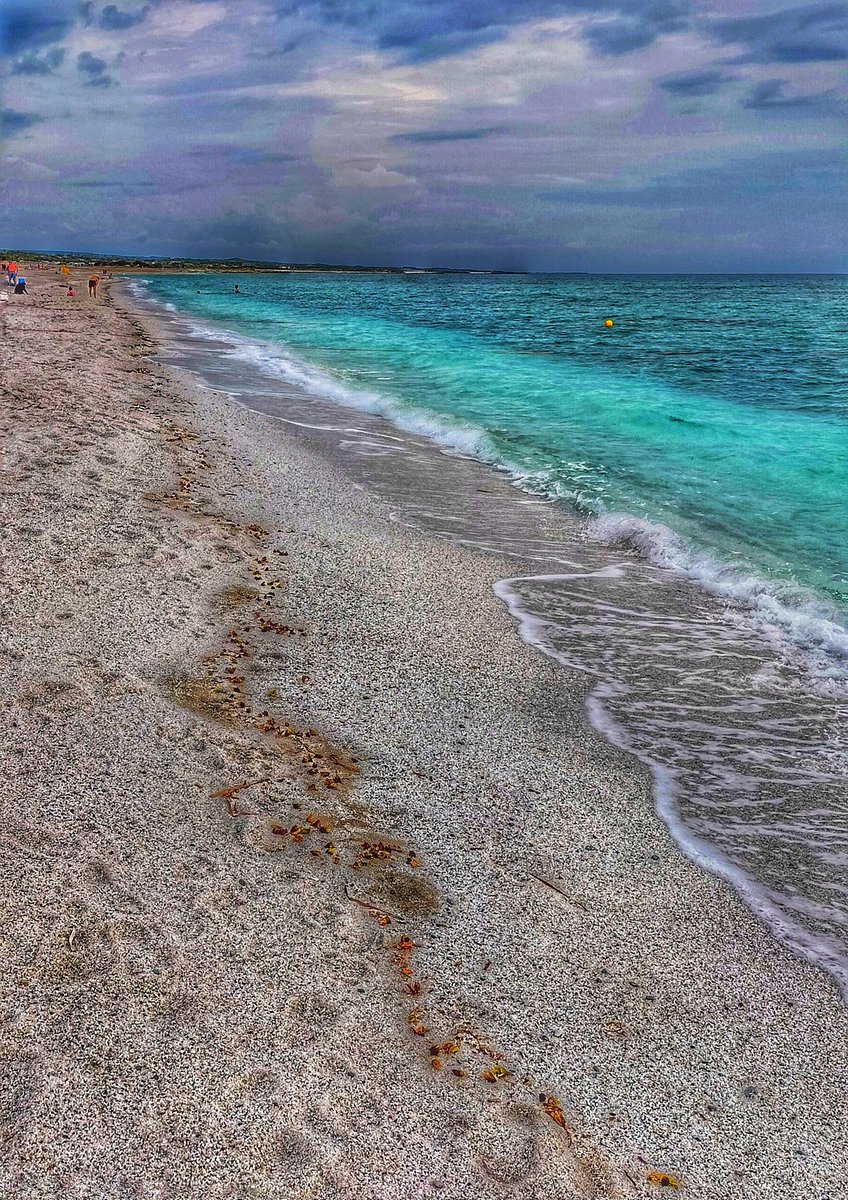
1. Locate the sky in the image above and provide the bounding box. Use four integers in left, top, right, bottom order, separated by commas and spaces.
1, 0, 846, 270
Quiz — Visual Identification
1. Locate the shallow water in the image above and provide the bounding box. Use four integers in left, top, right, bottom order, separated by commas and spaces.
139, 271, 848, 668
127, 275, 848, 995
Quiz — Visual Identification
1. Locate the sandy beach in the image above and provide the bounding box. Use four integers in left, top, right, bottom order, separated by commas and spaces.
1, 266, 846, 1199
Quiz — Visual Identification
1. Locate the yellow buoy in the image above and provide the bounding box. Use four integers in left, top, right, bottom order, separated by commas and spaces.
604, 319, 614, 328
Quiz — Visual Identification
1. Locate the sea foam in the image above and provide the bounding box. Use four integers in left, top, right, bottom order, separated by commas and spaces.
195, 314, 848, 693
589, 511, 848, 690
129, 278, 848, 994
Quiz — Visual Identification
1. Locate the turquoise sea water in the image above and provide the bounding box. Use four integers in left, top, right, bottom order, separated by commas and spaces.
140, 271, 848, 662
133, 270, 848, 990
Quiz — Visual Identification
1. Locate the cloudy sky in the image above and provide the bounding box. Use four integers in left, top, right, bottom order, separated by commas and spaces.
2, 0, 846, 270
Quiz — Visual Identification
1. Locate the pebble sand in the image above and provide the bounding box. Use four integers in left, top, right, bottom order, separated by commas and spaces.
1, 267, 846, 1199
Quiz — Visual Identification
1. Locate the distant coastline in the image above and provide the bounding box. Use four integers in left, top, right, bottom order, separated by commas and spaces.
0, 248, 521, 276
4, 251, 839, 275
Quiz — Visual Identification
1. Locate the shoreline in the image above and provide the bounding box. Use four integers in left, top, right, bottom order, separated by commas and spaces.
2, 266, 846, 1198
130, 273, 848, 995
123, 273, 848, 687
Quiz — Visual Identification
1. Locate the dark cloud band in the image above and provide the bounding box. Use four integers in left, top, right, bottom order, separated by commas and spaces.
1, 107, 45, 137
391, 126, 509, 143
707, 2, 848, 63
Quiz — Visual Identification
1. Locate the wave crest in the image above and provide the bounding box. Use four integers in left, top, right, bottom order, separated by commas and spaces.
212, 330, 502, 463
589, 511, 848, 685
129, 281, 848, 693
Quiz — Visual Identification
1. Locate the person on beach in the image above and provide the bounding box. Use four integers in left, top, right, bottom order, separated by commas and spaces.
67, 285, 76, 298
13, 278, 28, 294
88, 275, 99, 297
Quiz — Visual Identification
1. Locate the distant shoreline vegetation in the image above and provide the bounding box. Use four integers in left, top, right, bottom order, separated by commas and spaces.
4, 252, 841, 276
0, 249, 522, 275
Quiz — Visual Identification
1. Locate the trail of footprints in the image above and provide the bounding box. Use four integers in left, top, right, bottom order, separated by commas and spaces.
150, 420, 653, 1197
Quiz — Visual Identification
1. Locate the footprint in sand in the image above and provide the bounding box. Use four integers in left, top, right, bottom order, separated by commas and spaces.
474, 1100, 542, 1187
109, 918, 192, 1016
225, 1073, 321, 1187
474, 1099, 626, 1198
285, 989, 341, 1038
258, 1126, 320, 1190
38, 901, 114, 987
0, 1053, 41, 1145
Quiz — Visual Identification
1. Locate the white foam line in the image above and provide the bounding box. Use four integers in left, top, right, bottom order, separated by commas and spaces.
132, 279, 848, 691
590, 512, 848, 689
493, 575, 848, 997
218, 333, 503, 463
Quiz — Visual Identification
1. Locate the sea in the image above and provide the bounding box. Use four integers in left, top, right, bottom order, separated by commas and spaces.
128, 270, 848, 994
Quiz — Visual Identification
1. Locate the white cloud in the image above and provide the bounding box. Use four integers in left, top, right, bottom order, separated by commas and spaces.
146, 2, 229, 37
334, 161, 417, 188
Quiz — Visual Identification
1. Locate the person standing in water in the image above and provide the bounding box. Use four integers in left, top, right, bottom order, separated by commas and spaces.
88, 275, 99, 297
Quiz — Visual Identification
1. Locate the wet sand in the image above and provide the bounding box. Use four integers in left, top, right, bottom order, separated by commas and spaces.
1, 265, 846, 1199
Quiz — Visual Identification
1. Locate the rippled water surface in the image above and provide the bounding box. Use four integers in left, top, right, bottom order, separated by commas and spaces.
141, 272, 848, 635
130, 273, 848, 992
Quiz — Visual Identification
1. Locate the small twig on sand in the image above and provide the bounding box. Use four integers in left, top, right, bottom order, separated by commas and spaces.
211, 776, 269, 817
344, 886, 402, 922
529, 872, 588, 911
